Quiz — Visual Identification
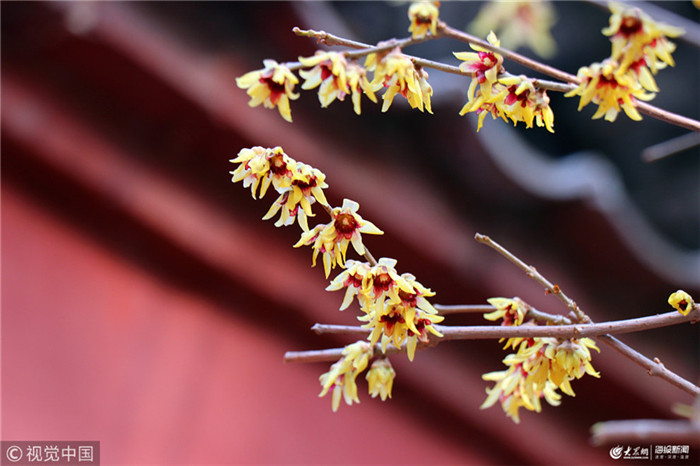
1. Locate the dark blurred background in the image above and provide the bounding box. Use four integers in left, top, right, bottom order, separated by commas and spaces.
2, 1, 698, 464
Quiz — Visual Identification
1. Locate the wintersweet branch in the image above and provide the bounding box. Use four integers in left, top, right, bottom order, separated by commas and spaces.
475, 233, 700, 396
284, 342, 403, 363
436, 22, 578, 84
293, 25, 700, 131
474, 233, 589, 322
293, 27, 571, 93
435, 302, 573, 325
591, 419, 700, 445
596, 335, 700, 396
312, 308, 698, 341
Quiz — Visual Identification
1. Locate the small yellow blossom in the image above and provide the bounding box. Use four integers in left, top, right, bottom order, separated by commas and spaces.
404, 310, 444, 361
603, 2, 684, 78
482, 364, 562, 424
485, 297, 527, 326
294, 224, 343, 279
319, 341, 373, 412
346, 62, 378, 114
497, 76, 555, 132
236, 59, 299, 123
366, 358, 396, 401
668, 290, 695, 316
262, 162, 329, 231
459, 85, 509, 131
368, 48, 432, 113
469, 1, 557, 59
408, 1, 440, 39
361, 257, 414, 312
398, 273, 438, 315
454, 31, 504, 101
229, 146, 295, 199
294, 199, 383, 277
299, 51, 350, 108
564, 59, 655, 122
545, 338, 600, 387
326, 260, 373, 311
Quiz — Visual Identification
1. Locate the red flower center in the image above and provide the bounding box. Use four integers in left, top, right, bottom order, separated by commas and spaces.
374, 273, 393, 292
398, 289, 417, 307
334, 213, 358, 235
261, 76, 286, 105
619, 15, 643, 37
269, 154, 288, 176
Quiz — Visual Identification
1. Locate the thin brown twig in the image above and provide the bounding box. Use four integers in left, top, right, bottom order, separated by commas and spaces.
597, 334, 700, 396
437, 22, 579, 84
284, 342, 403, 363
311, 307, 698, 341
294, 24, 700, 132
474, 233, 589, 322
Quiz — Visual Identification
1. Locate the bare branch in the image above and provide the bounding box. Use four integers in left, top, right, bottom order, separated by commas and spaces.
474, 233, 589, 321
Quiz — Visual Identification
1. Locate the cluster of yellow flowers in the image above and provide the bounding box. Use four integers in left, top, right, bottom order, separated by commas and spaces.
318, 342, 399, 412
455, 32, 554, 132
236, 2, 441, 122
480, 298, 600, 423
566, 2, 683, 122
230, 146, 443, 411
327, 258, 444, 361
230, 146, 329, 231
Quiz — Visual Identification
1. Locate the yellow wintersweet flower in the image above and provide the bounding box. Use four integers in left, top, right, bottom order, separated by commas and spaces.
454, 31, 504, 101
565, 59, 655, 122
459, 85, 509, 131
361, 257, 413, 313
481, 364, 562, 424
363, 302, 418, 350
469, 0, 557, 59
319, 341, 373, 412
404, 310, 444, 361
229, 146, 296, 199
398, 273, 438, 315
408, 1, 440, 39
345, 61, 378, 114
294, 199, 383, 277
485, 297, 527, 326
299, 51, 351, 108
294, 224, 343, 279
603, 2, 684, 78
545, 338, 600, 387
262, 162, 329, 231
368, 48, 432, 113
236, 59, 299, 123
495, 76, 554, 132
366, 358, 396, 401
668, 290, 695, 316
326, 260, 373, 311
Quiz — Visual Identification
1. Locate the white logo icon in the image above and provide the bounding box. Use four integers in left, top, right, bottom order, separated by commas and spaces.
610, 445, 624, 459
5, 445, 23, 463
